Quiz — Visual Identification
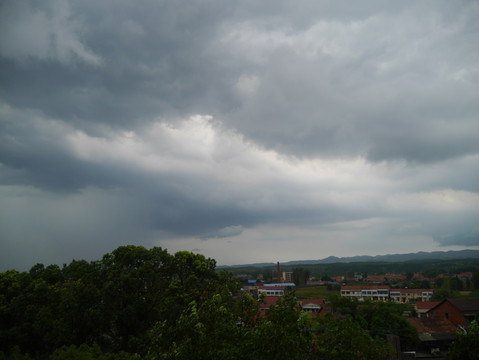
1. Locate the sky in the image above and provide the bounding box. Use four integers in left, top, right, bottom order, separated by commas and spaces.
1, 0, 479, 271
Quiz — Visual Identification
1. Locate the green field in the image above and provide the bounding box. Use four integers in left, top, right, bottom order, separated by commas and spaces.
294, 285, 339, 300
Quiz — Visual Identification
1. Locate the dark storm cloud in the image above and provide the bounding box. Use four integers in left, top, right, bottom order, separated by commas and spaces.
221, 3, 479, 163
0, 0, 240, 129
435, 233, 479, 247
1, 0, 477, 163
0, 0, 478, 269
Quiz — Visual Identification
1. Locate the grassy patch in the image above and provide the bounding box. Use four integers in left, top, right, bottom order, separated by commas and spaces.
294, 286, 339, 300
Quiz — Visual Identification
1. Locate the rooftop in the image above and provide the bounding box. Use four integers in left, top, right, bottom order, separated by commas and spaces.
416, 301, 440, 310
408, 317, 457, 341
341, 285, 390, 290
448, 298, 479, 312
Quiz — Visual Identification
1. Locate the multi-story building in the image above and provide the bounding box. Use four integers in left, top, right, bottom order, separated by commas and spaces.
340, 285, 390, 301
258, 286, 286, 297
300, 299, 325, 317
282, 272, 293, 282
340, 285, 434, 303
257, 283, 295, 297
389, 289, 434, 303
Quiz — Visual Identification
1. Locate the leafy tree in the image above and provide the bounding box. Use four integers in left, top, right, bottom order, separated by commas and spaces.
447, 320, 479, 360
99, 245, 175, 352
5, 246, 460, 359
13, 274, 65, 356
328, 294, 359, 319
234, 292, 261, 328
472, 272, 479, 289
161, 251, 223, 326
450, 276, 464, 291
358, 301, 418, 350
292, 268, 310, 287
50, 343, 141, 360
321, 274, 332, 282
313, 315, 391, 360
328, 296, 418, 350
0, 270, 23, 355
410, 280, 421, 289
58, 278, 103, 346
419, 279, 431, 289
432, 288, 450, 301
422, 269, 438, 278
148, 294, 242, 360
262, 268, 273, 282
247, 293, 313, 360
465, 277, 472, 290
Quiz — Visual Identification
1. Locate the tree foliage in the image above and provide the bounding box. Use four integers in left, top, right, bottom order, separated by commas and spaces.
313, 315, 391, 360
292, 268, 310, 287
0, 246, 226, 358
447, 320, 479, 360
328, 295, 418, 350
1, 246, 424, 359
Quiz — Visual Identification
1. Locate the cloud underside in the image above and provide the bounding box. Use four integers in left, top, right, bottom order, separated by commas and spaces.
0, 0, 478, 269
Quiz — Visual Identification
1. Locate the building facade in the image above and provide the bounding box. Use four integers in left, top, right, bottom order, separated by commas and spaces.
341, 285, 434, 303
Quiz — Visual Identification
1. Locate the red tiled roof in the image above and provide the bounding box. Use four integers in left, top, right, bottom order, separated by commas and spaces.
260, 296, 281, 308
258, 285, 287, 290
408, 317, 457, 336
301, 299, 325, 306
392, 288, 433, 294
448, 298, 479, 312
366, 275, 386, 280
341, 285, 390, 290
259, 296, 281, 317
385, 273, 406, 278
416, 301, 440, 310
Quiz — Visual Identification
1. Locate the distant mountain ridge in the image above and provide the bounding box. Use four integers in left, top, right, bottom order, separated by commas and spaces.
219, 249, 479, 268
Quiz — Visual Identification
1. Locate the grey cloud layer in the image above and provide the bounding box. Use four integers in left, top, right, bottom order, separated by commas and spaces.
2, 0, 476, 162
1, 0, 478, 269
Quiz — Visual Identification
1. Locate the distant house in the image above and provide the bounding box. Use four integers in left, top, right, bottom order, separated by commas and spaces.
263, 283, 296, 287
407, 317, 457, 357
415, 301, 440, 318
306, 281, 338, 286
340, 285, 390, 301
259, 296, 281, 317
428, 298, 479, 329
306, 281, 325, 286
384, 273, 406, 283
389, 289, 434, 303
457, 272, 473, 283
412, 273, 428, 281
340, 285, 433, 303
365, 275, 386, 283
300, 299, 326, 317
258, 286, 286, 297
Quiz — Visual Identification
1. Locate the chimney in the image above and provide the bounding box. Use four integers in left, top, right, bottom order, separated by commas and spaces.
277, 261, 281, 283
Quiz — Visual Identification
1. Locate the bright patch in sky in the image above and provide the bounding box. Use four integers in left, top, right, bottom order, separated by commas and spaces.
0, 0, 478, 270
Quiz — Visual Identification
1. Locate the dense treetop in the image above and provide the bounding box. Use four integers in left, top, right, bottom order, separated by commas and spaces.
2, 245, 472, 359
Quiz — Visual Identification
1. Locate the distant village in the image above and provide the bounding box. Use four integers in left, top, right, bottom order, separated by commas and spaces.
235, 262, 479, 359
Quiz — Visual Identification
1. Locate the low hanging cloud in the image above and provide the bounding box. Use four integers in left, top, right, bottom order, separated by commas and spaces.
2, 106, 478, 269
0, 0, 102, 65
435, 232, 479, 247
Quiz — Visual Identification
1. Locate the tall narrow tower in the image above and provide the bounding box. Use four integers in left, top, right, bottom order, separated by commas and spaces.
277, 261, 281, 283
